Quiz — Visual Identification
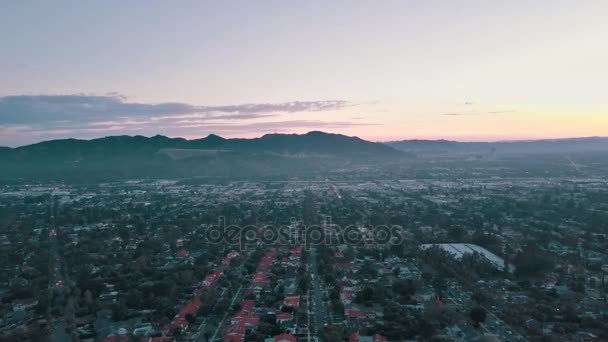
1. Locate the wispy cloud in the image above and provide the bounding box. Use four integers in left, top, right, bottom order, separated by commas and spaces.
175, 120, 377, 131
0, 94, 351, 125
442, 110, 517, 116
0, 94, 372, 146
0, 119, 377, 147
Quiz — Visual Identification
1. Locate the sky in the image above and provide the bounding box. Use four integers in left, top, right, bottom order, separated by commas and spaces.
0, 0, 607, 147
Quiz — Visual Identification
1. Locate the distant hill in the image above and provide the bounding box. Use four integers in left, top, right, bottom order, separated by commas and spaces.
385, 137, 608, 157
0, 131, 402, 181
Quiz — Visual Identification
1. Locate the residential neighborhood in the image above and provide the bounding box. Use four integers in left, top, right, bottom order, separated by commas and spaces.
0, 174, 607, 341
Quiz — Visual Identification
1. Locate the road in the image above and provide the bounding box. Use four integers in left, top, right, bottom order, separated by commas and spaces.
309, 247, 325, 333
193, 288, 225, 342
48, 193, 72, 342
209, 286, 243, 342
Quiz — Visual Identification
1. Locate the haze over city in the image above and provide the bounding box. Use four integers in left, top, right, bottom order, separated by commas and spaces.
1, 0, 607, 146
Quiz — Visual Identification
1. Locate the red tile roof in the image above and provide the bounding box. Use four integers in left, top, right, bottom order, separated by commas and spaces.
252, 272, 271, 285
283, 296, 300, 309
223, 333, 244, 342
224, 250, 240, 264
340, 289, 354, 302
240, 299, 255, 313
223, 320, 252, 342
168, 298, 202, 330
257, 249, 278, 271
274, 333, 297, 342
373, 334, 388, 341
345, 305, 365, 318
289, 246, 303, 259
276, 312, 293, 321
202, 271, 223, 287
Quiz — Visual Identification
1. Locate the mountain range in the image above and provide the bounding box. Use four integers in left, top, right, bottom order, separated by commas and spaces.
1, 133, 606, 182
0, 131, 401, 181
386, 137, 608, 157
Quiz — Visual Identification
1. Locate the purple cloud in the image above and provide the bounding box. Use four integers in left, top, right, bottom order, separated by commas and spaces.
0, 94, 352, 125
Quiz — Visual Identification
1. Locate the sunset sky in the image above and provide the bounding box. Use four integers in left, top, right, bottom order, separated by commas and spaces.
1, 1, 607, 146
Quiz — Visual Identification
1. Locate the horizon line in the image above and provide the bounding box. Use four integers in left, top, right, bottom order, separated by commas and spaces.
2, 131, 607, 149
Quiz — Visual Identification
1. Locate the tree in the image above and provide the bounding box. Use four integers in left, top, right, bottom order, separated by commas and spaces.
83, 289, 94, 307
320, 325, 348, 342
470, 306, 487, 328
111, 302, 128, 321
355, 287, 374, 305
126, 289, 143, 308
471, 290, 491, 305
172, 327, 182, 339
431, 276, 447, 300
198, 304, 212, 316
360, 261, 378, 279
34, 289, 50, 315
393, 279, 416, 297
297, 274, 310, 293
185, 313, 196, 325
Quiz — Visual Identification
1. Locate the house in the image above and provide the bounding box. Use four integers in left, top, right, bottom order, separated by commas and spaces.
258, 249, 277, 271
167, 298, 202, 331
202, 271, 223, 288
224, 316, 260, 342
12, 298, 38, 312
575, 331, 598, 342
224, 250, 240, 265
230, 312, 260, 327
289, 246, 303, 260
340, 286, 355, 305
283, 296, 300, 309
258, 257, 274, 271
230, 299, 260, 328
240, 299, 256, 316
268, 334, 297, 342
282, 279, 298, 296
344, 304, 377, 321
223, 322, 247, 342
276, 312, 293, 323
253, 272, 272, 286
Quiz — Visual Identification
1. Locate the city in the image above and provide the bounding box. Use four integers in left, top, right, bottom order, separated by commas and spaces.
1, 1, 607, 341
1, 168, 607, 341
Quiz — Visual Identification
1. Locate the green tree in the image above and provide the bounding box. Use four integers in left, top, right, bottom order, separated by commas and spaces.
469, 306, 487, 328
111, 302, 128, 321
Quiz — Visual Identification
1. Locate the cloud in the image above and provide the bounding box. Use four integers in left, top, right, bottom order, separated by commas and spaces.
0, 94, 352, 125
0, 119, 378, 147
176, 120, 377, 132
442, 110, 517, 116
0, 95, 373, 145
18, 119, 376, 134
